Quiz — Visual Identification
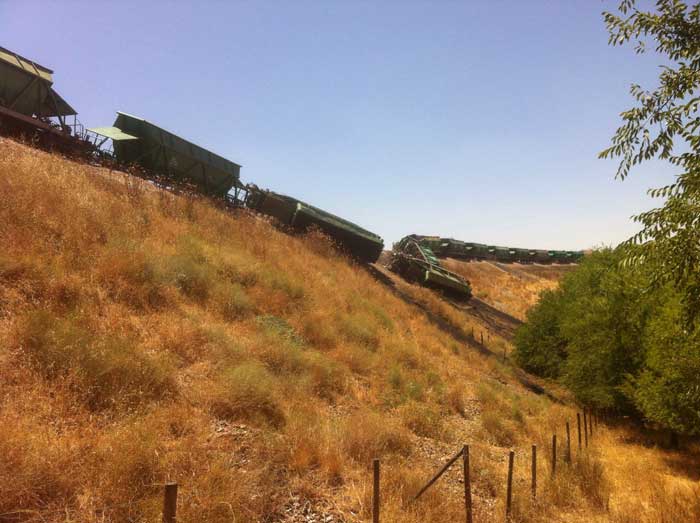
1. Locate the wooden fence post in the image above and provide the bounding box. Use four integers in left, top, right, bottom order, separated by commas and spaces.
463, 446, 473, 523
531, 445, 537, 499
506, 450, 514, 522
577, 413, 582, 451
162, 482, 178, 523
566, 422, 571, 463
551, 435, 557, 477
481, 332, 484, 345
373, 459, 380, 523
584, 412, 589, 448
413, 448, 464, 501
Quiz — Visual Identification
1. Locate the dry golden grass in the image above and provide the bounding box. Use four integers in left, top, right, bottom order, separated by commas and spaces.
443, 259, 574, 321
0, 138, 697, 523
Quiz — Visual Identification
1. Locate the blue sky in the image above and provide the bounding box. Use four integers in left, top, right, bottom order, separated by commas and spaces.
1, 1, 676, 249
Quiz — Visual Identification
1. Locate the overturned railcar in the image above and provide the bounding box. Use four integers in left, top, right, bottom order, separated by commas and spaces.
89, 112, 242, 198
389, 235, 472, 299
246, 188, 384, 263
0, 46, 92, 154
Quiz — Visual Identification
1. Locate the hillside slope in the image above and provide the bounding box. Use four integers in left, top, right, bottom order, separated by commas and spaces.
1, 138, 698, 523
442, 259, 575, 321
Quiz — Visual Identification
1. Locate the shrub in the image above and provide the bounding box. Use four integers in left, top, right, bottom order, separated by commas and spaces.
303, 352, 348, 400
302, 311, 338, 349
338, 312, 380, 350
284, 407, 345, 484
163, 237, 215, 301
211, 362, 285, 428
398, 401, 445, 439
341, 410, 411, 462
98, 243, 168, 309
445, 385, 466, 417
260, 268, 305, 302
256, 315, 305, 345
214, 282, 254, 321
19, 310, 175, 409
481, 410, 514, 446
333, 344, 376, 376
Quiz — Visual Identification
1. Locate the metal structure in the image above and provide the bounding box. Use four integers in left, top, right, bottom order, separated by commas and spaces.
89, 112, 242, 197
411, 235, 584, 264
0, 46, 92, 154
246, 187, 384, 263
389, 235, 472, 298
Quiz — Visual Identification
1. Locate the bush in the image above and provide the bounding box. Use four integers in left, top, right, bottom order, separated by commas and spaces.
445, 385, 466, 417
399, 401, 445, 439
211, 362, 285, 428
98, 242, 168, 309
303, 352, 348, 399
341, 410, 411, 462
338, 312, 381, 350
480, 409, 514, 446
512, 247, 700, 435
513, 287, 567, 378
214, 282, 254, 321
20, 310, 175, 410
163, 237, 215, 301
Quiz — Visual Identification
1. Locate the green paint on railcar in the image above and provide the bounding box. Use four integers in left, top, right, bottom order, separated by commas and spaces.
0, 46, 76, 119
246, 188, 384, 263
89, 112, 242, 197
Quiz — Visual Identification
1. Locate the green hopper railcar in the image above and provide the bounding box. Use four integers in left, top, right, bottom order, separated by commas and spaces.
0, 46, 92, 154
89, 112, 242, 198
246, 187, 384, 263
410, 235, 584, 264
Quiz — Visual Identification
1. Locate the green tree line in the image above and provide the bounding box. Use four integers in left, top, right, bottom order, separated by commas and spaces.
514, 247, 700, 437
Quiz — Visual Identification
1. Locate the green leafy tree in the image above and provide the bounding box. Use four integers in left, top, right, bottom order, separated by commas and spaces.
600, 0, 700, 327
514, 287, 567, 378
633, 292, 700, 435
557, 249, 650, 412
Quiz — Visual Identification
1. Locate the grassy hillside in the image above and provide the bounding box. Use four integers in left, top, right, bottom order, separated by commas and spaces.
1, 138, 698, 523
442, 259, 574, 321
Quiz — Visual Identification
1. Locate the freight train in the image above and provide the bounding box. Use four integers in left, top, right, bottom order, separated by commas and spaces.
0, 45, 584, 299
408, 235, 585, 265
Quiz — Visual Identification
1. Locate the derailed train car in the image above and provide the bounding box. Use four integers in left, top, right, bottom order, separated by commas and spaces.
88, 112, 384, 263
89, 112, 243, 198
246, 188, 384, 263
411, 235, 584, 264
389, 235, 472, 299
0, 46, 93, 155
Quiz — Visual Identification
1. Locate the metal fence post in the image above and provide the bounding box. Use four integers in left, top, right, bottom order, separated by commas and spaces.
566, 422, 571, 463
551, 434, 557, 477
